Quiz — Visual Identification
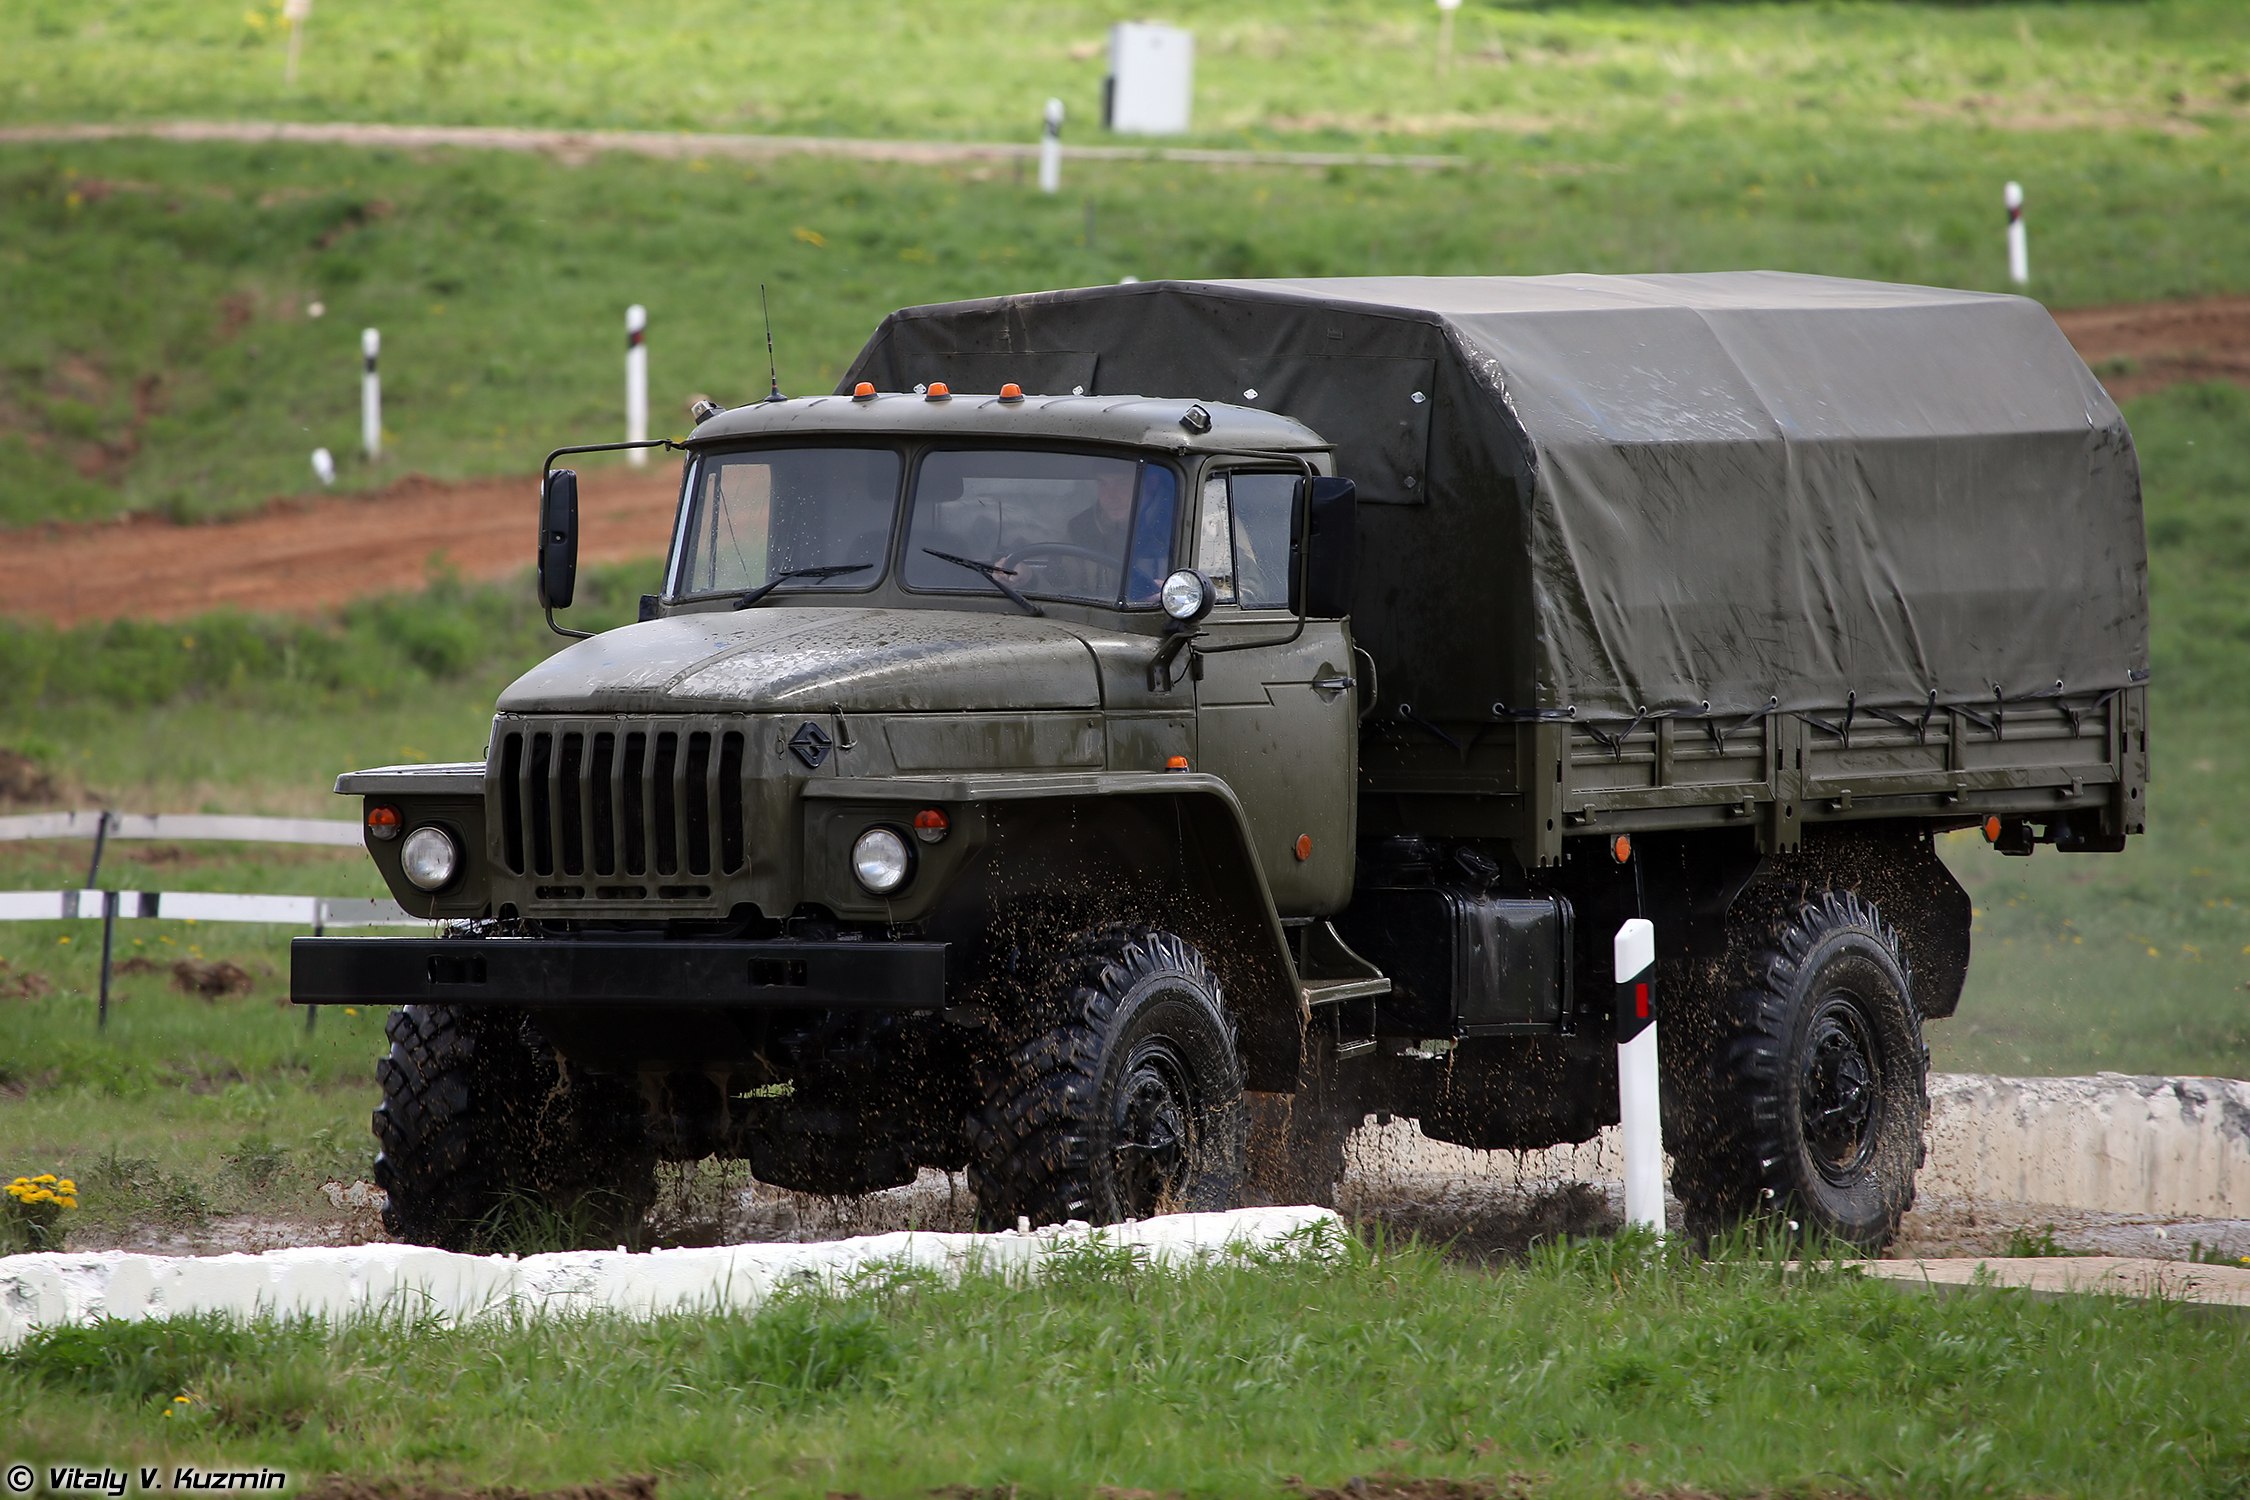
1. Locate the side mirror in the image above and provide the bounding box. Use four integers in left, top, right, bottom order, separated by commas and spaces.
537, 469, 580, 611
1290, 476, 1357, 619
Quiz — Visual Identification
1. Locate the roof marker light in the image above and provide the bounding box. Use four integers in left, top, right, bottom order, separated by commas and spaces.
853, 382, 877, 401
926, 382, 951, 400
1165, 755, 1190, 772
999, 383, 1024, 402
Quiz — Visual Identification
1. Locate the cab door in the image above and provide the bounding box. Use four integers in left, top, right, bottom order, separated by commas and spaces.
1189, 469, 1358, 916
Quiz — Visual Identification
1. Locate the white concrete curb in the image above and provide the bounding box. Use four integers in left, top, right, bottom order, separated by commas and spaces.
0, 1207, 1341, 1348
1921, 1073, 2250, 1217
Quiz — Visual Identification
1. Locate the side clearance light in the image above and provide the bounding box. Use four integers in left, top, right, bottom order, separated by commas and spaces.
913, 808, 951, 845
366, 804, 403, 842
1610, 834, 1632, 865
1982, 815, 2004, 843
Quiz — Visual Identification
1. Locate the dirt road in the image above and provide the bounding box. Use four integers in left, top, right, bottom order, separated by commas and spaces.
1, 296, 2242, 626
0, 466, 683, 627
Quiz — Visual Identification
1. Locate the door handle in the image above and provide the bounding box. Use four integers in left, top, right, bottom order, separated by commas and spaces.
1312, 675, 1356, 697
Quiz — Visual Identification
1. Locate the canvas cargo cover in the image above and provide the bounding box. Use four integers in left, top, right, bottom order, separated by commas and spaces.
843, 273, 2149, 722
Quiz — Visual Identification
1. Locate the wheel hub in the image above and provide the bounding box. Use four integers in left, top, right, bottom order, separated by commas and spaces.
1801, 996, 1883, 1183
1113, 1043, 1194, 1214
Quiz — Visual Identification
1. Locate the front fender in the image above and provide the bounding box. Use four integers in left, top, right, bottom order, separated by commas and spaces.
803, 772, 1305, 1090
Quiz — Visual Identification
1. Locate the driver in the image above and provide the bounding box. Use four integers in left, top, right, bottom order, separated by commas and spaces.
999, 467, 1136, 602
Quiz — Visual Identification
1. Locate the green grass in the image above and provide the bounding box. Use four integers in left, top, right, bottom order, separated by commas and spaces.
5, 1238, 2249, 1497
3, 116, 2246, 526
2, 0, 2244, 151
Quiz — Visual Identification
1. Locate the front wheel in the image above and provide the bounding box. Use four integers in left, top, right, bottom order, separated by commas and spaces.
1667, 891, 1928, 1251
968, 927, 1246, 1228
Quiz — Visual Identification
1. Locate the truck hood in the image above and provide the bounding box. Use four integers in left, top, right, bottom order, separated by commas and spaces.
496, 608, 1103, 714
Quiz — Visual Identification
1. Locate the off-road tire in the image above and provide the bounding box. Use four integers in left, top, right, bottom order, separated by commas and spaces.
1665, 891, 1928, 1252
968, 927, 1247, 1228
373, 1004, 655, 1250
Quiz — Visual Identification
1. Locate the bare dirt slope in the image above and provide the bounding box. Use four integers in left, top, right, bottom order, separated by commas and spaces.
0, 466, 682, 626
1, 296, 2243, 627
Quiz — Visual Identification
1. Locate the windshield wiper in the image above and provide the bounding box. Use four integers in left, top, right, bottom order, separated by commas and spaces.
730, 562, 873, 609
920, 548, 1044, 617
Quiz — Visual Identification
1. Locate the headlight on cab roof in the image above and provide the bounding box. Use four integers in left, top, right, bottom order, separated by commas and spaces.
851, 826, 913, 895
400, 826, 461, 892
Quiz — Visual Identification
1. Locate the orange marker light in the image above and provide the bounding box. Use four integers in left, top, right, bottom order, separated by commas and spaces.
913, 807, 950, 845
999, 383, 1024, 402
365, 804, 403, 842
1165, 755, 1191, 772
926, 382, 951, 400
1610, 833, 1632, 865
1983, 815, 2004, 843
852, 382, 877, 401
1295, 834, 1314, 862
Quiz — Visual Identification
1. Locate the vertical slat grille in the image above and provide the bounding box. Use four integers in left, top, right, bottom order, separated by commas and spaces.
498, 733, 525, 874
589, 732, 617, 874
684, 731, 713, 875
527, 733, 554, 876
653, 733, 680, 874
622, 731, 648, 873
719, 732, 746, 874
558, 734, 586, 875
493, 721, 749, 885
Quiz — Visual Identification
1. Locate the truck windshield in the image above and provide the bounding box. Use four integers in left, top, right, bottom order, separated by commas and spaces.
673, 447, 902, 599
901, 450, 1178, 608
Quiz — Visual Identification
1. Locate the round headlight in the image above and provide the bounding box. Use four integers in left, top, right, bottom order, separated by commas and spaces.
400, 826, 461, 892
1160, 569, 1216, 623
851, 826, 913, 895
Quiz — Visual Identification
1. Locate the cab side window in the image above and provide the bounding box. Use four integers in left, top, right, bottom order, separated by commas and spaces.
1195, 471, 1296, 609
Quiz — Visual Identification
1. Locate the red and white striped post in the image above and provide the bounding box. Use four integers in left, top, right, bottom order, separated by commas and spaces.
360, 327, 381, 461
626, 304, 649, 464
2005, 181, 2028, 287
1614, 917, 1664, 1233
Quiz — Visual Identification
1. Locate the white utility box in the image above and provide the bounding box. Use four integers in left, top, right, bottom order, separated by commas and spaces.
1105, 22, 1194, 135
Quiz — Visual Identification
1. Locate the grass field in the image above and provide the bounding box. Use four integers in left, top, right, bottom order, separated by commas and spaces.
3, 0, 2244, 150
4, 59, 2248, 525
6, 1237, 2250, 1498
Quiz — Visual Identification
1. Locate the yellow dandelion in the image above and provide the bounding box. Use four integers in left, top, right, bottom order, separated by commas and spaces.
343, 1007, 359, 1016
2147, 946, 2161, 958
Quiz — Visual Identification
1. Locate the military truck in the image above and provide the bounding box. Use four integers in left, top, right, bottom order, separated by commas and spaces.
292, 273, 2148, 1252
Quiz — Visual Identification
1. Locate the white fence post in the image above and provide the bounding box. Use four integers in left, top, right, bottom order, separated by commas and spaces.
360, 327, 382, 460
626, 303, 649, 463
1614, 916, 1664, 1234
2005, 181, 2028, 287
1039, 98, 1064, 195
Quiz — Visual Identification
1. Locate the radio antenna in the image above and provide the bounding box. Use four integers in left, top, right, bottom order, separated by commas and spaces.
760, 284, 785, 403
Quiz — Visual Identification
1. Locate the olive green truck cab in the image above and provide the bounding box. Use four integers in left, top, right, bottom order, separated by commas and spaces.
292, 274, 2149, 1251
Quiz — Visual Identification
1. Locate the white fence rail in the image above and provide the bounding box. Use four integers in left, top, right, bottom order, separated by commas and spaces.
0, 811, 362, 847
0, 810, 410, 1029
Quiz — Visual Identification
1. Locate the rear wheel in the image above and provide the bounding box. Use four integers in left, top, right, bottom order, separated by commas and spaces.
374, 1004, 655, 1250
968, 927, 1247, 1228
1665, 891, 1927, 1251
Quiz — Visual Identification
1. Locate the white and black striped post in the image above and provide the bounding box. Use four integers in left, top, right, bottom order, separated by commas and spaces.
625, 303, 649, 465
1614, 916, 1664, 1233
1039, 97, 1064, 196
2005, 181, 2028, 288
360, 327, 382, 461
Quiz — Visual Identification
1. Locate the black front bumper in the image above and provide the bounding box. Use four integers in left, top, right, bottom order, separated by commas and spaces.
290, 936, 950, 1011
